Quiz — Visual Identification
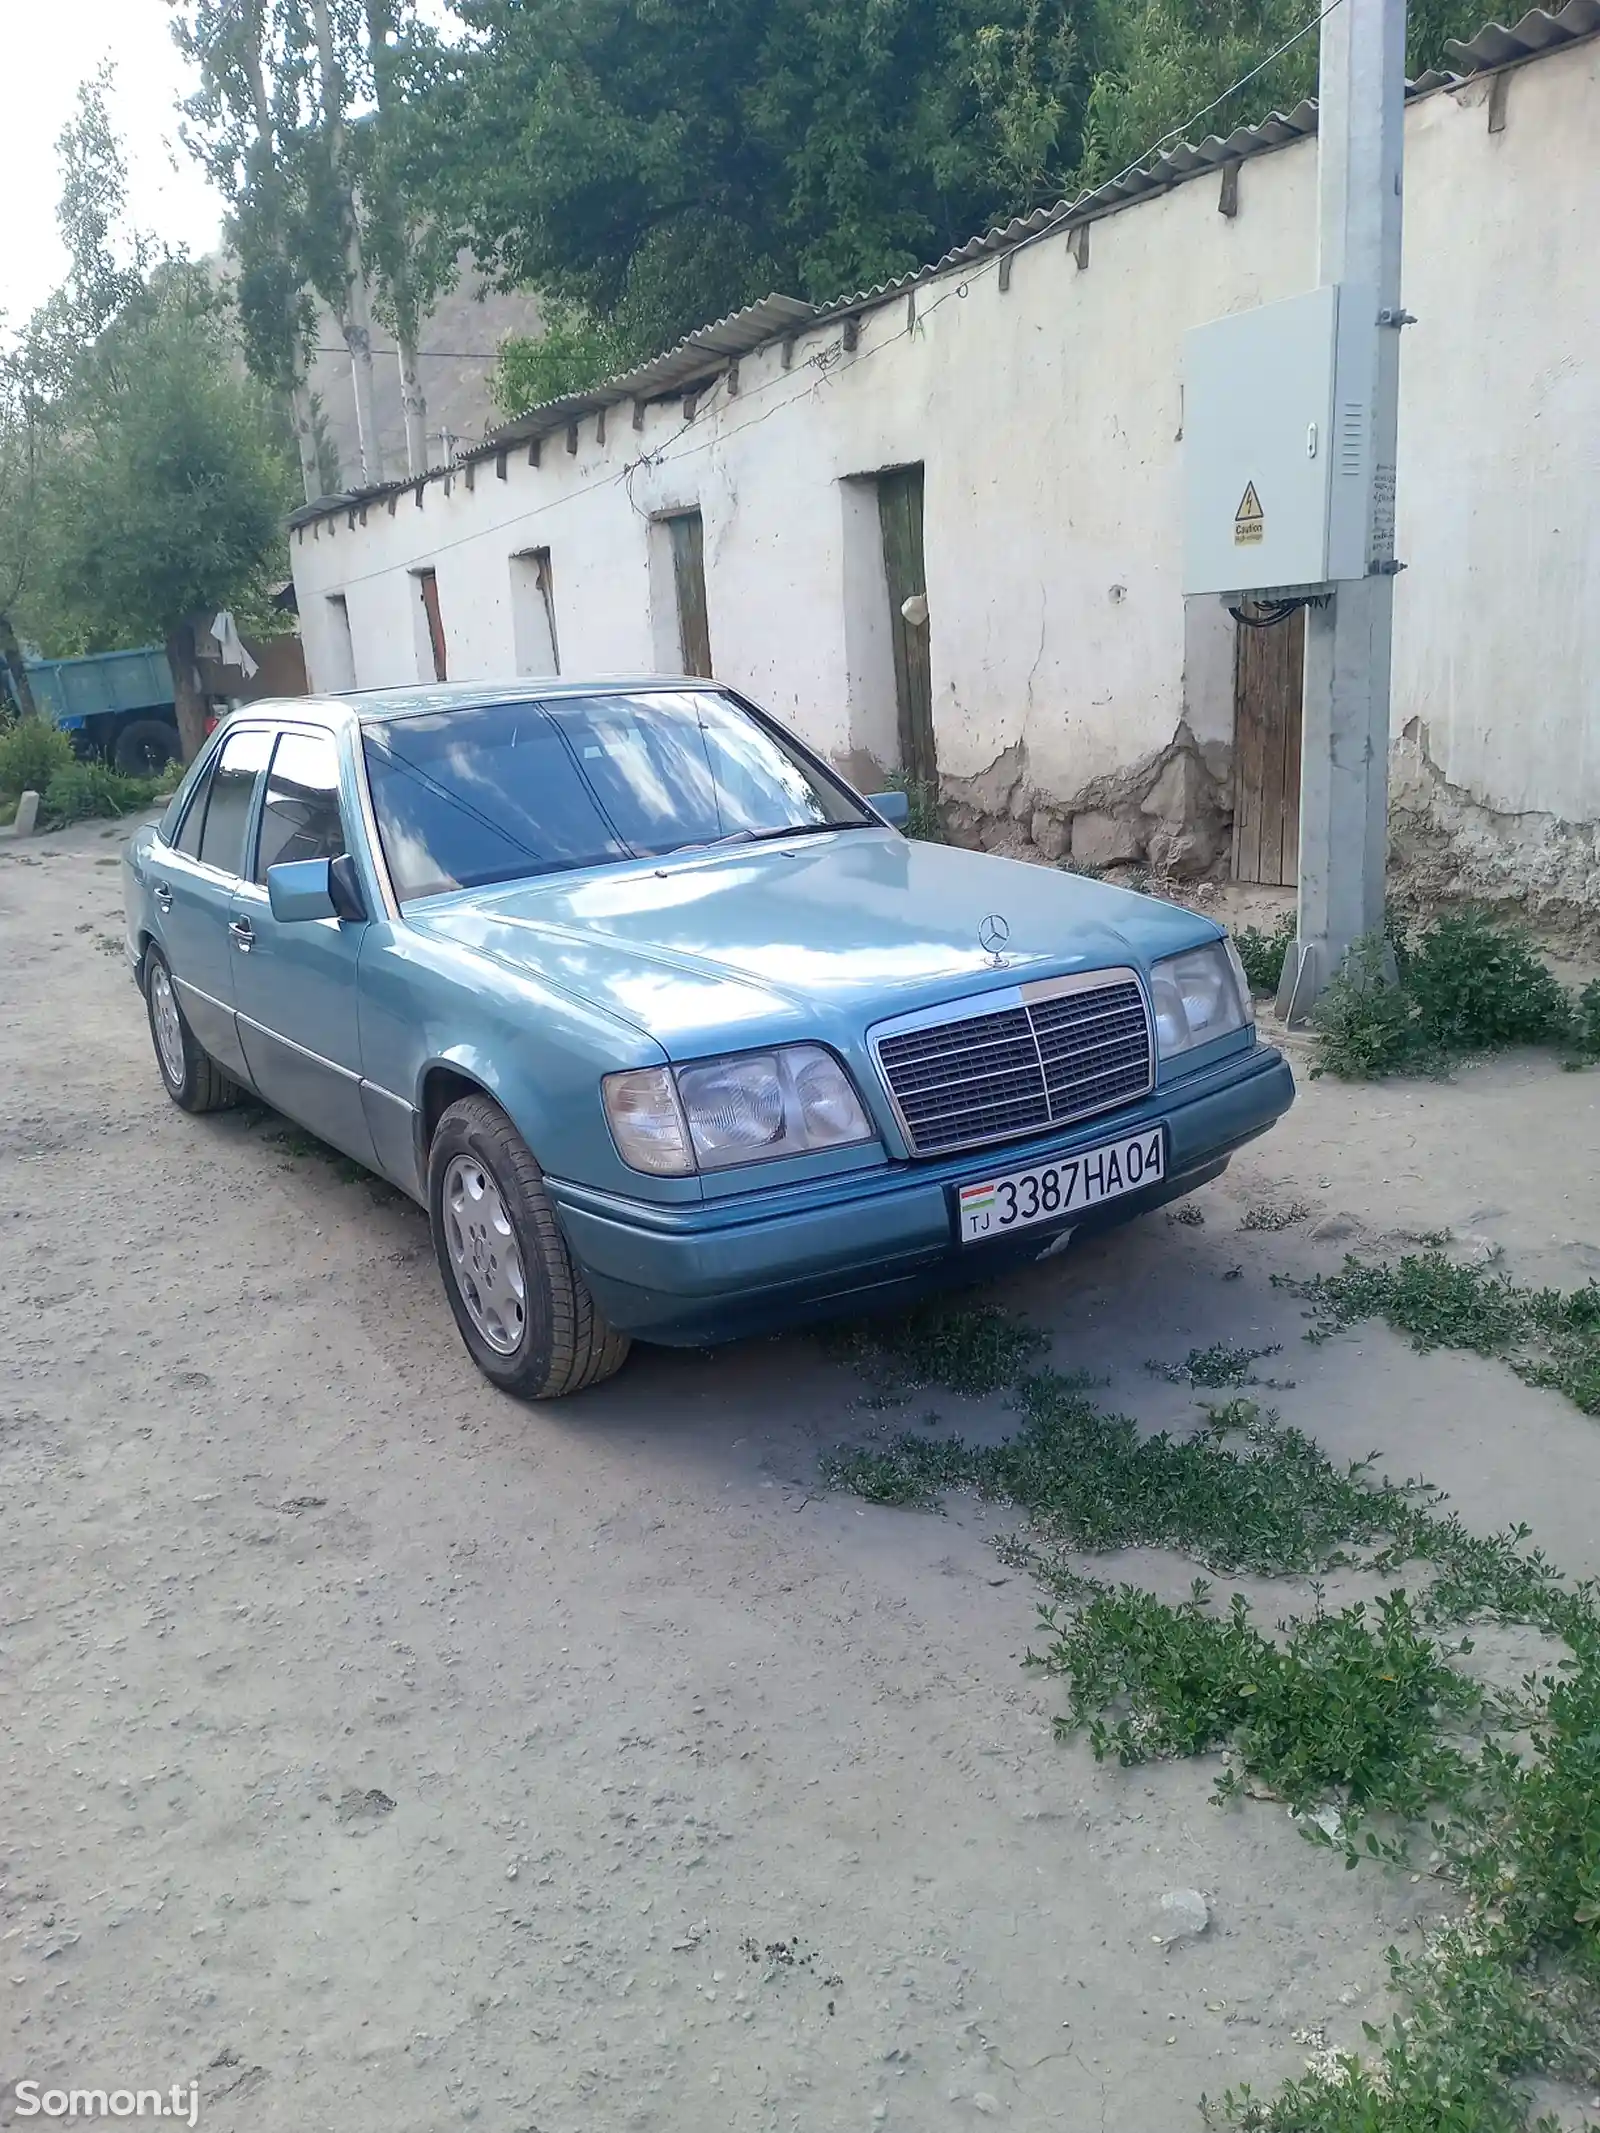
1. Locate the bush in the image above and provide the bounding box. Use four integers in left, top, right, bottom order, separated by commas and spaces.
884, 771, 945, 843
1312, 910, 1592, 1079
1405, 908, 1572, 1051
1233, 912, 1296, 995
40, 761, 158, 827
1311, 935, 1424, 1078
0, 717, 77, 798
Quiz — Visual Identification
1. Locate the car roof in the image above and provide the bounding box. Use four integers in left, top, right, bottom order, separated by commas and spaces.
351, 676, 718, 724
223, 677, 722, 734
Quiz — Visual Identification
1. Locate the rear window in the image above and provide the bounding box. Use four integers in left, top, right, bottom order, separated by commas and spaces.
172, 762, 215, 858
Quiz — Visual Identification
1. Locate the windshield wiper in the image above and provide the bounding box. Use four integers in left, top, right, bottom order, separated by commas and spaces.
742, 821, 868, 843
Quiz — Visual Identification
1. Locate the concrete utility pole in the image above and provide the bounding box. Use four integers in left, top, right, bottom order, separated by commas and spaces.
1276, 0, 1409, 1024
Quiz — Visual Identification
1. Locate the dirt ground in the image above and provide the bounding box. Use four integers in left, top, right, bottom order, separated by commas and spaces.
3, 817, 1599, 2133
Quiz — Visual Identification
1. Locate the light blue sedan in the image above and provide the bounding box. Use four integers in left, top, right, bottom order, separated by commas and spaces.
123, 681, 1294, 1398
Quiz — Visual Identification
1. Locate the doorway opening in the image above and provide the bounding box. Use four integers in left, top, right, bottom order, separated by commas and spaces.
1231, 602, 1304, 886
510, 548, 560, 675
324, 593, 356, 691
875, 465, 935, 789
661, 510, 712, 677
412, 567, 448, 682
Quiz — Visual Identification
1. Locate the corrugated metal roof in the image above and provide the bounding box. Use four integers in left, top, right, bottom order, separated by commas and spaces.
295, 12, 1597, 528
1447, 0, 1600, 69
487, 293, 819, 445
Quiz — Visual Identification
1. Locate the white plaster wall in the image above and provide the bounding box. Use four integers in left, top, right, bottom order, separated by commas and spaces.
292, 39, 1600, 831
1393, 55, 1600, 822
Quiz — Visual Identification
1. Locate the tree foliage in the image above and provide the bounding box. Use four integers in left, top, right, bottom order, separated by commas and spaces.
490, 301, 636, 419
426, 0, 1489, 368
38, 273, 295, 658
2, 72, 295, 753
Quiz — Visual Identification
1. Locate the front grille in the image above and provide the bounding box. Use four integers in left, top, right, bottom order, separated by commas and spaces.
874, 976, 1152, 1155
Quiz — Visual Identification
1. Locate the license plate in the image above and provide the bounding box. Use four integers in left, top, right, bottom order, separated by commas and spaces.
956, 1127, 1165, 1244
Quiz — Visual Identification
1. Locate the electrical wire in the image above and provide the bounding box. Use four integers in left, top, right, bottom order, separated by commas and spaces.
305, 0, 1348, 589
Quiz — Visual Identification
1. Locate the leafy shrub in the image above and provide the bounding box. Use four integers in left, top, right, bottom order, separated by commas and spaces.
1233, 912, 1296, 995
1573, 978, 1600, 1062
0, 717, 77, 798
1311, 934, 1424, 1078
1405, 908, 1573, 1051
883, 771, 945, 843
1312, 911, 1590, 1078
40, 761, 158, 827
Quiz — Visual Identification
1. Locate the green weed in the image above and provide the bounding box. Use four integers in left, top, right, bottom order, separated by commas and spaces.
40, 761, 160, 827
824, 1301, 1047, 1398
1313, 911, 1596, 1080
0, 717, 76, 798
1148, 1340, 1281, 1386
825, 1300, 1600, 2133
1041, 1582, 1482, 1819
1240, 1200, 1312, 1232
1294, 1253, 1600, 1417
1234, 912, 1297, 996
886, 772, 945, 843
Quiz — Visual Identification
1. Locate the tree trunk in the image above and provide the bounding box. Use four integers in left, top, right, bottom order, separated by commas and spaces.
289, 380, 323, 503
310, 0, 384, 487
0, 611, 39, 718
166, 623, 209, 763
396, 328, 428, 476
340, 279, 384, 487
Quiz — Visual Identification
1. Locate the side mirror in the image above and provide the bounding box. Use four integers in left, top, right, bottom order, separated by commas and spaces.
867, 789, 910, 828
267, 855, 368, 923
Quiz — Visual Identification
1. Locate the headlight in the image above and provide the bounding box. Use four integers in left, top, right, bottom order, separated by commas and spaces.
603, 1045, 876, 1174
1149, 939, 1254, 1059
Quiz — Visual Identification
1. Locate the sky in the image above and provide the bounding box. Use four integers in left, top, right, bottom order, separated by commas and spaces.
0, 0, 222, 326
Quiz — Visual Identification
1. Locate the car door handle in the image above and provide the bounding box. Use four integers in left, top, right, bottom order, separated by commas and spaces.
228, 917, 254, 952
153, 882, 173, 913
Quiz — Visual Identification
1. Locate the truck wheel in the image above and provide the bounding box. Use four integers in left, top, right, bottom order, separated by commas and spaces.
114, 719, 181, 777
428, 1094, 632, 1400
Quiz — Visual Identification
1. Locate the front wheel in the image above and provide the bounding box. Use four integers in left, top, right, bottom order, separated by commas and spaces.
428, 1094, 631, 1400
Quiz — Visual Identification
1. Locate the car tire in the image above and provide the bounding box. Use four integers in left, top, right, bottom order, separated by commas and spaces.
143, 947, 241, 1114
114, 718, 182, 778
428, 1094, 632, 1401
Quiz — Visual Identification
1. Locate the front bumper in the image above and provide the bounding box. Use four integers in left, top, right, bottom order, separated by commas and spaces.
546, 1044, 1295, 1346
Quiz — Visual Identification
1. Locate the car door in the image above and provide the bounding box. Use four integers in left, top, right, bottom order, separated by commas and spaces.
229, 725, 377, 1168
150, 724, 272, 1082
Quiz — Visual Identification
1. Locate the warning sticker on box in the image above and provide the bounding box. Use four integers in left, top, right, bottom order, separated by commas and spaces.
1234, 481, 1264, 545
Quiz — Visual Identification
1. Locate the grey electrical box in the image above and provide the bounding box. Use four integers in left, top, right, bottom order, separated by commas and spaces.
1182, 284, 1376, 597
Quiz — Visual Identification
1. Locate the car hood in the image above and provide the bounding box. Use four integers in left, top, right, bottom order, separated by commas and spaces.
406, 829, 1220, 1057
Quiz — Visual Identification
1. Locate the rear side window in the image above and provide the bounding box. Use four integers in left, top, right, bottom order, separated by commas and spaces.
254, 730, 347, 881
198, 728, 272, 876
173, 762, 216, 858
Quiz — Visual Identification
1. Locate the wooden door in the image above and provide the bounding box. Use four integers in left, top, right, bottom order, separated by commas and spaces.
416, 568, 448, 682
667, 511, 713, 676
877, 466, 936, 787
1231, 604, 1305, 886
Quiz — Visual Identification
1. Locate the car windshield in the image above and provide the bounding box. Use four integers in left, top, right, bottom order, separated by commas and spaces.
362, 690, 873, 902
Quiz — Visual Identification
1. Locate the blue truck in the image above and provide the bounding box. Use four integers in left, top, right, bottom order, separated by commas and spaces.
7, 647, 185, 775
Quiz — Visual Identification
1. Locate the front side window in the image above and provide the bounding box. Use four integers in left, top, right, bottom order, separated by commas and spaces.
363, 690, 870, 903
197, 727, 273, 876
255, 730, 348, 881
